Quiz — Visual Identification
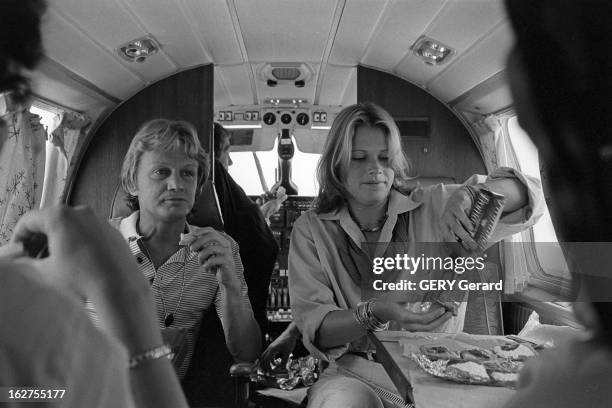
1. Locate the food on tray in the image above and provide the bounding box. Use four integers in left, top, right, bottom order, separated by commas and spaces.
460, 348, 495, 363
420, 345, 459, 360
490, 371, 519, 385
446, 361, 490, 383
493, 342, 535, 360
408, 335, 539, 388
411, 353, 492, 386
483, 359, 524, 373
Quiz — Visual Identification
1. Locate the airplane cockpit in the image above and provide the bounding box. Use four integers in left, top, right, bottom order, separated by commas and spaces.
2, 1, 608, 408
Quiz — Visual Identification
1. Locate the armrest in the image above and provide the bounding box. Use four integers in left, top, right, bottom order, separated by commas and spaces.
230, 362, 258, 377
230, 362, 258, 408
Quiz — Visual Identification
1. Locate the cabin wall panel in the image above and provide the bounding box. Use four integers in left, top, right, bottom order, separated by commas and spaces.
68, 65, 214, 217
357, 66, 486, 182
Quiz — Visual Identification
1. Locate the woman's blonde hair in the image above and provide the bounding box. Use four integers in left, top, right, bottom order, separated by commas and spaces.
120, 118, 209, 211
314, 102, 412, 213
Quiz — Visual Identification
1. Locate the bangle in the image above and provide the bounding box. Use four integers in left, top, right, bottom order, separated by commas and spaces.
353, 299, 389, 332
128, 344, 174, 369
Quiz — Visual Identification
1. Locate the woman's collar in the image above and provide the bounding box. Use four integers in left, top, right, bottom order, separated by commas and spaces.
317, 189, 422, 221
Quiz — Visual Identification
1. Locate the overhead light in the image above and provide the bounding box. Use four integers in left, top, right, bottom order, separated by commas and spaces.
259, 62, 314, 85
223, 124, 263, 129
311, 125, 331, 130
117, 35, 159, 63
411, 35, 454, 65
272, 67, 301, 80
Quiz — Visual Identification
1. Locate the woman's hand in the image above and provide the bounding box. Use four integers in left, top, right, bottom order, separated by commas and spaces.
371, 300, 453, 332
440, 187, 478, 252
260, 322, 300, 373
179, 228, 239, 288
10, 205, 163, 354
10, 205, 149, 298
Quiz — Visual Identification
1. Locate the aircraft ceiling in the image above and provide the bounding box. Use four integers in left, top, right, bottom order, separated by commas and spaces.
33, 0, 514, 119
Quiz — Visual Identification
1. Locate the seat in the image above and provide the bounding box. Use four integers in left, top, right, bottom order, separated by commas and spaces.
230, 362, 307, 408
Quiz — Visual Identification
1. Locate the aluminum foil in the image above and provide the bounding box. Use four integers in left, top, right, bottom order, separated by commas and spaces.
254, 355, 321, 390
411, 352, 514, 387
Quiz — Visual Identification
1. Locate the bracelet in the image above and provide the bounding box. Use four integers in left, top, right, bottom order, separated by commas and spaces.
128, 344, 174, 369
353, 299, 389, 332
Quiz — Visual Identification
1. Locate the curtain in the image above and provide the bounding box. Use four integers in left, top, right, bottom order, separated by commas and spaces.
39, 112, 90, 208
471, 114, 531, 293
0, 96, 47, 245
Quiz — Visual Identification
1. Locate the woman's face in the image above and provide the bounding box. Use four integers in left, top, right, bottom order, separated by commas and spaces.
344, 125, 394, 208
132, 147, 199, 223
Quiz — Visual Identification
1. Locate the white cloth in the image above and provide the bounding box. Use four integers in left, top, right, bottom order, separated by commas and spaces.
0, 106, 46, 244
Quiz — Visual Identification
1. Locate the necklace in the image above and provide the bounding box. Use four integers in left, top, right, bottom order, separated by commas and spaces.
348, 208, 388, 232
141, 242, 187, 328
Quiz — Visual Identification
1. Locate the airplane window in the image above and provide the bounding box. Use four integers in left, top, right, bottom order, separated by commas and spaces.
29, 104, 57, 133
227, 137, 320, 196
506, 116, 571, 284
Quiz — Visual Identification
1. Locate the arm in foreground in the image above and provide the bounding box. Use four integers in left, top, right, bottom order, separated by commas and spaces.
11, 206, 188, 408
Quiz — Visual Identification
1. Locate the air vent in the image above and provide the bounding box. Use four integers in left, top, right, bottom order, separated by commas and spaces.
272, 67, 301, 81
258, 63, 313, 84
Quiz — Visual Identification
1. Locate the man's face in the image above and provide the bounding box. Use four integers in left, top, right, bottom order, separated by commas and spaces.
217, 135, 233, 169
131, 147, 199, 223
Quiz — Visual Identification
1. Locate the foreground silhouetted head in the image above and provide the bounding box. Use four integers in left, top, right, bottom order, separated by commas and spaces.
506, 0, 612, 343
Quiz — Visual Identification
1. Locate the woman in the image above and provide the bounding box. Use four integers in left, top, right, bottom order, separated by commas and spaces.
113, 118, 261, 379
288, 102, 542, 407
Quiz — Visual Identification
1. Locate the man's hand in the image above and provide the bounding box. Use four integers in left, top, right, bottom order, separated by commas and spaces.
180, 228, 240, 288
258, 186, 288, 220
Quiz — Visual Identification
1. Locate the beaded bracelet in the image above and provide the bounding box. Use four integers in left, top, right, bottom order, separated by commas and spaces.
128, 344, 174, 369
354, 299, 389, 332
